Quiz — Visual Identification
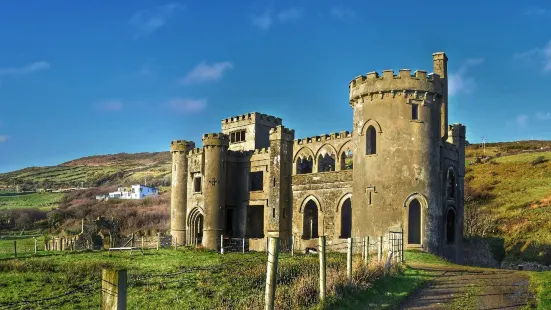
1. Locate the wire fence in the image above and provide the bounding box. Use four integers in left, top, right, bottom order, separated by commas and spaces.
0, 231, 405, 309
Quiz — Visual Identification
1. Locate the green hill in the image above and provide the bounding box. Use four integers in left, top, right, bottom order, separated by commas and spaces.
465, 140, 551, 263
0, 152, 172, 190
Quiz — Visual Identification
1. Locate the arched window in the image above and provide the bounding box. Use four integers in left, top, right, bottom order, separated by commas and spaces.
366, 126, 377, 155
340, 198, 352, 238
446, 209, 456, 244
318, 153, 336, 172
447, 169, 456, 199
408, 199, 421, 244
296, 156, 313, 174
340, 149, 353, 170
302, 200, 319, 239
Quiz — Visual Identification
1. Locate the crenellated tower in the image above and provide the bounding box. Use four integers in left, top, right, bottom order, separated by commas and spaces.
221, 112, 282, 152
349, 52, 448, 255
267, 126, 295, 243
201, 133, 229, 250
170, 140, 195, 244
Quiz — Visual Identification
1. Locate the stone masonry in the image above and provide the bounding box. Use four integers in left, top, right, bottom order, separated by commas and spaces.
170, 52, 466, 262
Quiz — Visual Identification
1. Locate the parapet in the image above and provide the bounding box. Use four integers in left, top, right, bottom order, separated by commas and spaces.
253, 147, 270, 155
349, 68, 444, 102
170, 140, 195, 152
294, 131, 352, 145
188, 148, 203, 155
448, 123, 466, 138
221, 112, 282, 126
269, 125, 295, 141
202, 133, 230, 147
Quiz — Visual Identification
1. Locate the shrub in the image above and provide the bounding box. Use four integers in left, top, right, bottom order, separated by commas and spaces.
531, 156, 547, 167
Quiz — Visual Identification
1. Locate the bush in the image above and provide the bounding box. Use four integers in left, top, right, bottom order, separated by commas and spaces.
531, 156, 548, 167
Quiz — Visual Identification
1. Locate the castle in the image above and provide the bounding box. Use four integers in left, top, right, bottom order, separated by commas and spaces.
170, 52, 466, 262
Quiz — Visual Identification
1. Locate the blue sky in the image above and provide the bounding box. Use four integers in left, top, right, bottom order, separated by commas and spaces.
0, 0, 550, 172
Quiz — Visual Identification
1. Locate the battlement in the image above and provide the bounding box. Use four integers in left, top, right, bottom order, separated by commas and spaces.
349, 53, 448, 102
253, 147, 270, 155
202, 133, 230, 147
188, 148, 203, 155
448, 123, 466, 138
222, 112, 282, 126
269, 125, 295, 141
170, 140, 195, 152
294, 131, 352, 145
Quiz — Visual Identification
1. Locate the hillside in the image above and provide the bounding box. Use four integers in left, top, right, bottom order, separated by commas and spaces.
465, 140, 551, 264
0, 152, 172, 190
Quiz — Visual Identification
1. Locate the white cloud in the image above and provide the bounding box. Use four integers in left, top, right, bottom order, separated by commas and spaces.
0, 135, 9, 143
516, 114, 529, 128
524, 7, 549, 16
95, 100, 124, 112
0, 61, 50, 76
277, 8, 302, 23
252, 11, 273, 30
167, 98, 207, 113
448, 58, 484, 96
180, 61, 233, 84
535, 111, 551, 121
514, 40, 551, 72
130, 3, 183, 38
330, 6, 355, 19
252, 7, 303, 30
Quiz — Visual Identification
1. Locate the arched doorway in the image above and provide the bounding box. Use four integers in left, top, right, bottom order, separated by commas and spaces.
446, 209, 456, 244
408, 199, 421, 244
302, 200, 319, 239
188, 208, 204, 245
340, 198, 352, 238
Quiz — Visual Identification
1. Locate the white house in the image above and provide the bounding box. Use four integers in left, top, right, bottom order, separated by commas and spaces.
106, 185, 159, 200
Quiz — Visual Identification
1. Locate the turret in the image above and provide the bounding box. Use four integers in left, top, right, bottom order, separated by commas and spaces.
267, 126, 295, 243
349, 52, 448, 255
201, 133, 229, 250
433, 52, 449, 140
170, 140, 195, 244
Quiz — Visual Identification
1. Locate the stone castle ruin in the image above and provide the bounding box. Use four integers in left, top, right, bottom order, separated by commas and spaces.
170, 52, 466, 262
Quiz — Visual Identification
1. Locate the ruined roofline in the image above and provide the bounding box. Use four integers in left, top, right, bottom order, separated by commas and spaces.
294, 130, 352, 145
221, 112, 283, 125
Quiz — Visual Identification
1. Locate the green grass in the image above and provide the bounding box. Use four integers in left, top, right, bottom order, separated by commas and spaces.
0, 192, 64, 210
466, 150, 551, 262
527, 271, 551, 309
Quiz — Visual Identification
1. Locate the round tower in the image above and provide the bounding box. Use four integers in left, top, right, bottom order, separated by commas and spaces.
201, 133, 229, 250
170, 140, 195, 245
348, 52, 448, 255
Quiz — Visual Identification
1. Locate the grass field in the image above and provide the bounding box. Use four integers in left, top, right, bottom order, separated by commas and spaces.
0, 246, 426, 310
0, 192, 64, 210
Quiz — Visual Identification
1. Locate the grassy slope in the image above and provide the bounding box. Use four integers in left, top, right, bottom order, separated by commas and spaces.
0, 152, 171, 189
0, 192, 64, 210
465, 142, 551, 262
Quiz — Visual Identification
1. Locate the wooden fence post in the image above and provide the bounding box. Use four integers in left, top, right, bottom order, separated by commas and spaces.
141, 237, 144, 250
13, 240, 17, 258
34, 238, 37, 255
264, 237, 280, 310
157, 233, 160, 250
347, 238, 353, 283
365, 236, 370, 266
319, 236, 326, 302
220, 235, 224, 254
131, 233, 134, 248
378, 236, 383, 262
242, 238, 246, 254
291, 235, 294, 257
101, 269, 127, 310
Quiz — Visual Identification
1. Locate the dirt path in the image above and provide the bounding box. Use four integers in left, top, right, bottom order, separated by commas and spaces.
398, 264, 536, 310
